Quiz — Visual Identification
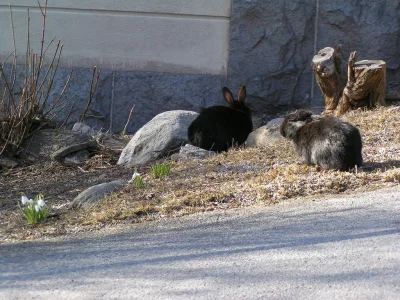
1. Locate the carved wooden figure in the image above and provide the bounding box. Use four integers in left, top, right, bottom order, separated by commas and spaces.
311, 46, 346, 115
312, 47, 386, 115
336, 51, 386, 115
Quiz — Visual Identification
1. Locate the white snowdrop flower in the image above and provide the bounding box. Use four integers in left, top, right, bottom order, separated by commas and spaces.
21, 195, 29, 205
35, 204, 41, 212
37, 199, 46, 208
131, 172, 141, 180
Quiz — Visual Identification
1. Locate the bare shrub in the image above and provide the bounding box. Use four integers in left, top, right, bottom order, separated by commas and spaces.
0, 1, 73, 156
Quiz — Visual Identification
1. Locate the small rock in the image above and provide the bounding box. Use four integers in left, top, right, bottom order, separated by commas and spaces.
266, 118, 284, 127
71, 180, 126, 209
177, 144, 216, 161
388, 106, 400, 112
64, 150, 90, 165
0, 156, 19, 169
246, 125, 284, 148
72, 122, 94, 135
51, 140, 98, 162
23, 129, 97, 162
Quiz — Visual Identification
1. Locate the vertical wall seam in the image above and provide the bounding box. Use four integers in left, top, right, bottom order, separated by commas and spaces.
225, 0, 233, 87
311, 0, 320, 103
109, 72, 115, 133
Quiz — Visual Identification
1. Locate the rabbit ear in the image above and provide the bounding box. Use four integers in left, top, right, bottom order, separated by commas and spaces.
238, 85, 246, 102
222, 87, 235, 104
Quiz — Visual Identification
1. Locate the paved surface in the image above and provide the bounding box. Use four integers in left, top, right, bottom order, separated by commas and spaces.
1, 186, 399, 299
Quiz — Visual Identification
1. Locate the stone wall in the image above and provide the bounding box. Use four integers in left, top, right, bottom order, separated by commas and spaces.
1, 0, 399, 133
317, 1, 400, 93
228, 0, 400, 117
228, 0, 316, 116
49, 70, 226, 133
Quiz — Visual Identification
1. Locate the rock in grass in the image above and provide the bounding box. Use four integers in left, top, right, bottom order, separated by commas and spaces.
0, 156, 19, 169
174, 144, 216, 161
23, 129, 98, 162
71, 180, 126, 209
266, 118, 284, 127
51, 140, 98, 162
118, 110, 199, 167
246, 125, 284, 148
72, 122, 94, 135
63, 150, 90, 165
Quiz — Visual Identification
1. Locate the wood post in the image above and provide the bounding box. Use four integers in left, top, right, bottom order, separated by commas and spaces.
336, 52, 386, 115
312, 48, 387, 115
311, 46, 346, 115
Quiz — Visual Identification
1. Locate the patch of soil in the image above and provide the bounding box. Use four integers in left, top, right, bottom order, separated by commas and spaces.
0, 143, 132, 241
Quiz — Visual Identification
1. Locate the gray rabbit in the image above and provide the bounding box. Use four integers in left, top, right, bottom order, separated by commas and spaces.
188, 85, 253, 152
280, 109, 363, 170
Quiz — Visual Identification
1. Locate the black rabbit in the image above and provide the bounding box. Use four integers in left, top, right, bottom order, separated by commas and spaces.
188, 85, 253, 152
280, 109, 363, 171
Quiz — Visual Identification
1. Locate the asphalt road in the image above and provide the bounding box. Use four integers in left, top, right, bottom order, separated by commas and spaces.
1, 186, 399, 299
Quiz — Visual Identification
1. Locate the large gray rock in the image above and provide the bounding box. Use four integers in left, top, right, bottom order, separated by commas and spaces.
23, 129, 98, 162
118, 110, 199, 167
71, 180, 126, 209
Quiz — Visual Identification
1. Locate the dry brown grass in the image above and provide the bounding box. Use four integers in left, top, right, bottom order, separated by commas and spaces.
1, 106, 400, 242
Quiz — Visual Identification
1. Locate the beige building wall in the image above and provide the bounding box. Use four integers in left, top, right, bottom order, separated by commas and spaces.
0, 0, 231, 75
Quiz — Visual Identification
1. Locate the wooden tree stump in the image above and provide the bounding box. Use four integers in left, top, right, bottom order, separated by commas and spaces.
311, 46, 346, 114
336, 52, 386, 115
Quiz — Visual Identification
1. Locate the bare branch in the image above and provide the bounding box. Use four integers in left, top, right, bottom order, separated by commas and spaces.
25, 8, 31, 87
36, 0, 48, 83
8, 4, 17, 90
80, 67, 101, 123
0, 64, 16, 110
36, 0, 44, 15
34, 40, 62, 106
59, 100, 76, 129
122, 104, 135, 135
1, 50, 15, 66
42, 68, 73, 118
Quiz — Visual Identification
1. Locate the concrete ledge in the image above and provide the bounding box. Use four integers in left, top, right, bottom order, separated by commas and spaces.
0, 0, 232, 17
0, 7, 230, 74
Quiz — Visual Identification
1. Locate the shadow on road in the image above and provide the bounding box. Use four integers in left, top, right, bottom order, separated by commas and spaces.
1, 199, 399, 289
